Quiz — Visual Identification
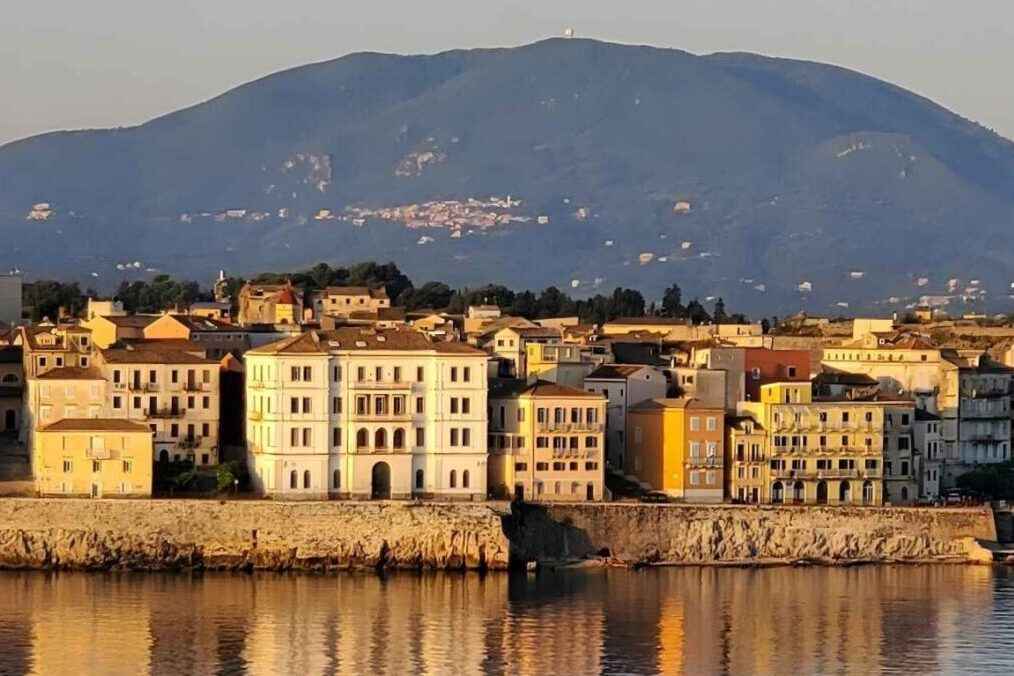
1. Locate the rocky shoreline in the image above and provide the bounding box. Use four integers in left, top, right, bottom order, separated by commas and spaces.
0, 499, 999, 572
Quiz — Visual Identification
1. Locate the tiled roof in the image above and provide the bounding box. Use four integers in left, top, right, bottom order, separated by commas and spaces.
248, 328, 486, 356
324, 286, 389, 299
630, 397, 721, 411
489, 379, 603, 400
40, 418, 151, 433
100, 348, 218, 365
103, 315, 158, 328
167, 315, 242, 332
586, 364, 646, 380
34, 366, 105, 380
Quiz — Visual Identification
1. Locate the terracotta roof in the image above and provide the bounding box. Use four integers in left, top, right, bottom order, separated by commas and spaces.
489, 379, 603, 400
165, 315, 242, 333
34, 366, 105, 380
324, 286, 389, 299
100, 348, 218, 364
248, 328, 486, 356
630, 397, 722, 411
121, 338, 206, 353
276, 288, 297, 305
40, 418, 151, 433
103, 315, 158, 328
586, 364, 647, 380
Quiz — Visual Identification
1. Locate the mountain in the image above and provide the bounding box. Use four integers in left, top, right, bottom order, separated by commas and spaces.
3, 38, 1014, 314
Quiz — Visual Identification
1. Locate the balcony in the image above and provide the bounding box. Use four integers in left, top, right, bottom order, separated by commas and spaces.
178, 436, 203, 450
350, 409, 413, 422
184, 382, 207, 392
536, 422, 604, 434
353, 380, 412, 390
771, 468, 817, 480
129, 382, 160, 393
817, 469, 860, 479
687, 456, 723, 468
146, 408, 185, 419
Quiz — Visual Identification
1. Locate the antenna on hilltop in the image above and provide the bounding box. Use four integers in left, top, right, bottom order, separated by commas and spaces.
563, 27, 575, 39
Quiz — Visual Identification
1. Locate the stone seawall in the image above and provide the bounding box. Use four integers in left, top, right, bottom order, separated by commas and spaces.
507, 503, 998, 566
0, 499, 998, 571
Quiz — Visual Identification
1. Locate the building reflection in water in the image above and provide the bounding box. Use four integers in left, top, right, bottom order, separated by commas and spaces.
0, 565, 1008, 675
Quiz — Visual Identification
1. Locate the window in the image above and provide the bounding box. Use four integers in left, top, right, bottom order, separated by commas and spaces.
515, 462, 528, 471
449, 470, 457, 488
842, 412, 850, 423
92, 460, 101, 473
62, 460, 72, 473
203, 369, 211, 384
290, 428, 299, 447
302, 397, 311, 413
333, 365, 342, 382
585, 462, 598, 471
415, 469, 424, 489
864, 411, 873, 422
450, 367, 458, 382
690, 442, 701, 458
690, 417, 700, 431
356, 396, 368, 415
374, 429, 386, 449
357, 429, 368, 449
450, 429, 459, 447
450, 398, 459, 414
901, 414, 910, 426
290, 471, 298, 489
585, 436, 598, 448
333, 470, 341, 489
898, 437, 910, 451
393, 428, 405, 449
333, 427, 341, 447
416, 366, 424, 382
462, 428, 471, 447
333, 397, 342, 414
171, 370, 179, 384
463, 367, 471, 382
302, 367, 312, 381
787, 366, 797, 378
462, 470, 470, 488
706, 417, 717, 432
536, 462, 549, 471
374, 366, 383, 381
357, 367, 366, 382
290, 398, 299, 414
553, 462, 565, 471
416, 397, 424, 414
462, 398, 471, 415
123, 460, 133, 474
113, 396, 122, 410
303, 470, 311, 489
416, 428, 425, 447
393, 366, 401, 382
202, 396, 210, 409
202, 423, 210, 436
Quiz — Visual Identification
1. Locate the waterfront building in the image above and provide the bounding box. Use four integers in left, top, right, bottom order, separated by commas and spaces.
22, 366, 107, 450
583, 364, 668, 468
245, 328, 489, 500
739, 383, 884, 505
96, 348, 221, 466
819, 333, 942, 402
915, 409, 943, 500
625, 398, 725, 502
725, 414, 768, 503
33, 418, 153, 497
487, 379, 605, 501
938, 357, 1011, 485
878, 400, 918, 504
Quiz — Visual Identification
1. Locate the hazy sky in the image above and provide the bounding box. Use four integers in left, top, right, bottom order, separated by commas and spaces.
3, 0, 1013, 146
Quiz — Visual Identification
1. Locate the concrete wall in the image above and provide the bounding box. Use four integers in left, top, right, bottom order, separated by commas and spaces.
0, 499, 997, 571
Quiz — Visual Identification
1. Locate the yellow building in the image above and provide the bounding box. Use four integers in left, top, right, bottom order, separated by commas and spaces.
726, 415, 768, 503
33, 418, 153, 497
81, 314, 156, 349
739, 382, 885, 505
524, 341, 589, 387
22, 366, 108, 450
488, 379, 606, 501
17, 324, 94, 377
625, 399, 725, 502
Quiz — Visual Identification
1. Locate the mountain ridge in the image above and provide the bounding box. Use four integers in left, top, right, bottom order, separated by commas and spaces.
2, 38, 1013, 314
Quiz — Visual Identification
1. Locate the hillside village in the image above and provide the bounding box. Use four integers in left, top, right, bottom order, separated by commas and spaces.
1, 267, 1014, 508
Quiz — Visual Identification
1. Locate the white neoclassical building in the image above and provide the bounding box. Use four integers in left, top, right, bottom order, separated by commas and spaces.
245, 327, 489, 500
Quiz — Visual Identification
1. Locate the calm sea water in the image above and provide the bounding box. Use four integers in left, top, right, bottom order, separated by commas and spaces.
0, 565, 1012, 675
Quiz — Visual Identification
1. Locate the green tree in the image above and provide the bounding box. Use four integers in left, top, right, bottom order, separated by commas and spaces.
661, 284, 684, 318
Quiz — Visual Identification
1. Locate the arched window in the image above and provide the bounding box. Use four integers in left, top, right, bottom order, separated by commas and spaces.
415, 469, 424, 489
303, 470, 311, 489
290, 470, 298, 489
839, 481, 851, 504
462, 470, 470, 488
393, 428, 405, 450
333, 469, 341, 489
375, 428, 387, 450
771, 481, 784, 503
571, 482, 580, 494
449, 470, 457, 488
554, 481, 561, 494
356, 429, 368, 450
862, 480, 874, 505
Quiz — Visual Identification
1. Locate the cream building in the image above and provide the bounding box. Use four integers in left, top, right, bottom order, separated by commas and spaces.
245, 327, 489, 500
22, 366, 107, 450
33, 418, 153, 497
96, 348, 221, 466
488, 379, 606, 501
312, 286, 390, 318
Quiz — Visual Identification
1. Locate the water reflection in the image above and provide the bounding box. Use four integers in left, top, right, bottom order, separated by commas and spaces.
0, 566, 1011, 675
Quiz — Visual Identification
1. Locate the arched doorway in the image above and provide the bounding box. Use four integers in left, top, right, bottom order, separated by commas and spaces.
792, 481, 805, 504
371, 462, 391, 500
816, 481, 828, 505
839, 481, 851, 505
862, 480, 874, 505
771, 481, 784, 503
158, 449, 170, 464
4, 409, 15, 432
